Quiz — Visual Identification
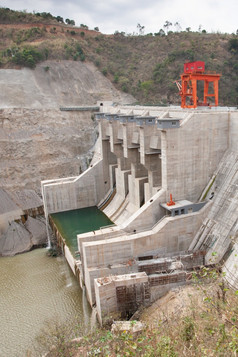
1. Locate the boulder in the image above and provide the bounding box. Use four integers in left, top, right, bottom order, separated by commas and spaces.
25, 216, 47, 246
0, 221, 32, 256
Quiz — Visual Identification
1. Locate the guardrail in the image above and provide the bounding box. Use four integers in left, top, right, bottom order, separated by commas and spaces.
60, 106, 99, 111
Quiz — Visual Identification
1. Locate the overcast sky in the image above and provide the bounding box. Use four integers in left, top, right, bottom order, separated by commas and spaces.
1, 0, 237, 35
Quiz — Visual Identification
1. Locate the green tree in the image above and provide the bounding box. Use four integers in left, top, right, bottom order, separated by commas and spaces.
56, 16, 64, 23
80, 24, 88, 29
65, 19, 75, 25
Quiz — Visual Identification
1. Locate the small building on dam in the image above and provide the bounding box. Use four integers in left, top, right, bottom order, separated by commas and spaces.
42, 103, 238, 325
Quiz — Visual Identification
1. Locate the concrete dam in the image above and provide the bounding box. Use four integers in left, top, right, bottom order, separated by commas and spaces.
42, 103, 238, 324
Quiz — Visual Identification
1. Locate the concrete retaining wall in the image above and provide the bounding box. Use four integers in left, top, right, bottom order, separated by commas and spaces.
95, 272, 149, 325
42, 160, 107, 214
83, 202, 210, 305
84, 204, 210, 268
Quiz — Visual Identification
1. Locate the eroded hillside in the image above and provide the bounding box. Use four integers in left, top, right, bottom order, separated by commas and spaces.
0, 60, 135, 193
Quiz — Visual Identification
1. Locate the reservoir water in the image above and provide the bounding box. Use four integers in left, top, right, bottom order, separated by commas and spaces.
0, 248, 94, 357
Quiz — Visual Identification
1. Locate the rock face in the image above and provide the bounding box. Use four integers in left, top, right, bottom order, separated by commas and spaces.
0, 217, 47, 256
0, 188, 47, 256
25, 216, 47, 246
0, 221, 32, 256
0, 59, 135, 255
0, 107, 98, 193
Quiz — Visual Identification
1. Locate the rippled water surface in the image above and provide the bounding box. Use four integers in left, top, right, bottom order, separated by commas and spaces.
0, 249, 94, 357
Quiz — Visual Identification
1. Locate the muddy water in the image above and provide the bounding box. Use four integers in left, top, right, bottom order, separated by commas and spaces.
0, 248, 94, 357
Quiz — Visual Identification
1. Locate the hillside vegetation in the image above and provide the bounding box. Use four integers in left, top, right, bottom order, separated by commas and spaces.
0, 8, 238, 106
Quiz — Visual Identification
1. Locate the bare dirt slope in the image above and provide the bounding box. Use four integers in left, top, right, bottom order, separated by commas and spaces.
0, 60, 135, 108
140, 285, 202, 327
0, 60, 135, 193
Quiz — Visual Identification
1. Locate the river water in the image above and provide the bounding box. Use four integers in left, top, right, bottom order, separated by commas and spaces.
0, 248, 94, 357
0, 207, 113, 356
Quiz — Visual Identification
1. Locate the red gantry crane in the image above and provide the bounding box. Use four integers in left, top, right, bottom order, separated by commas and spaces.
175, 61, 221, 108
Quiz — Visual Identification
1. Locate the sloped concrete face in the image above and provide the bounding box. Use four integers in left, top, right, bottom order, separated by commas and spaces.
230, 112, 238, 151
189, 150, 238, 266
224, 242, 238, 288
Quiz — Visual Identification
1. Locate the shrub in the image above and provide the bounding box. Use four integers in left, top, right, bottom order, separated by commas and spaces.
119, 76, 130, 92
64, 42, 85, 61
12, 47, 43, 68
80, 53, 85, 61
113, 74, 119, 83
229, 38, 238, 53
140, 80, 154, 94
102, 68, 107, 76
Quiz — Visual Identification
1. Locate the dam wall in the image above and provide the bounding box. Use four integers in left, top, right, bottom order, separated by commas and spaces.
92, 107, 229, 238
42, 104, 238, 324
161, 111, 229, 202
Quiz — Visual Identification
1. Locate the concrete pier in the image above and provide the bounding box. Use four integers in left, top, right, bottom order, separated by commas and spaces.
42, 104, 238, 324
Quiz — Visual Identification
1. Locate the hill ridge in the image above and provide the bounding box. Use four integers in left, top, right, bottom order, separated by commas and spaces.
0, 7, 237, 106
